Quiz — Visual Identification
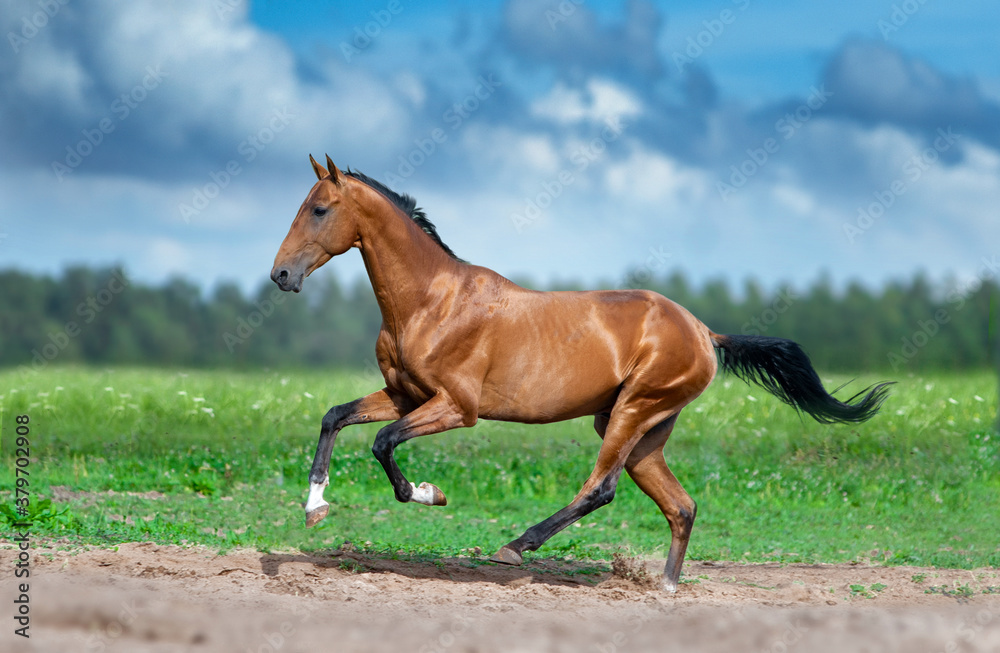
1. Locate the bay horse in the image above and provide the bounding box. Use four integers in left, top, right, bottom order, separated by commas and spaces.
270, 154, 891, 592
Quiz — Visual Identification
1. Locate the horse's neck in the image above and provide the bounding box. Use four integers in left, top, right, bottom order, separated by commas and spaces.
356, 199, 457, 332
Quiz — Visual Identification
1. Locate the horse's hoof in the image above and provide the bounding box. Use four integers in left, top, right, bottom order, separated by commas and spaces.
305, 503, 329, 528
410, 482, 448, 506
490, 545, 523, 566
422, 482, 448, 506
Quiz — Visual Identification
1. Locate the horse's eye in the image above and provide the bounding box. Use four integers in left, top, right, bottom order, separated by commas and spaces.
313, 206, 328, 218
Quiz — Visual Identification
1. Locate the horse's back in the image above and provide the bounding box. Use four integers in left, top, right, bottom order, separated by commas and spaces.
475, 277, 715, 422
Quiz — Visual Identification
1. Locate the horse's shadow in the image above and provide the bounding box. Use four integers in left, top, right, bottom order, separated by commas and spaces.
259, 548, 613, 589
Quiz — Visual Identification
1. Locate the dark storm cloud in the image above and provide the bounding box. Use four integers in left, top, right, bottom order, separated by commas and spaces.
0, 0, 420, 184
499, 0, 665, 82
489, 0, 724, 168
1, 2, 232, 179
4, 0, 997, 203
821, 38, 1000, 150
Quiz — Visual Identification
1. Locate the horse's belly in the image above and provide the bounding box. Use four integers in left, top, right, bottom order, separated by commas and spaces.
477, 352, 624, 423
478, 391, 617, 423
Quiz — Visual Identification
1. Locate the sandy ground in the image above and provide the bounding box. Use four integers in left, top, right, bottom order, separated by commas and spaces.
2, 542, 999, 653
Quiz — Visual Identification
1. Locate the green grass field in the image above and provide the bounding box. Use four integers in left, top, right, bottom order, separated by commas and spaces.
1, 366, 997, 568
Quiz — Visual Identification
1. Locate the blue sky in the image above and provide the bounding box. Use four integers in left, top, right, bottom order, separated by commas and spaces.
1, 0, 998, 295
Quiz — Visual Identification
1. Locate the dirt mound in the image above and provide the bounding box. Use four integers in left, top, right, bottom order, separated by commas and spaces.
2, 542, 998, 652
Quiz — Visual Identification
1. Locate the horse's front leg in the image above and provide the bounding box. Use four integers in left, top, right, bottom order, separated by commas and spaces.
305, 388, 409, 527
371, 392, 476, 507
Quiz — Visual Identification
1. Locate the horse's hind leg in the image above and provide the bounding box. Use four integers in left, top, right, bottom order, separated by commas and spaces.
490, 403, 660, 566
621, 414, 697, 592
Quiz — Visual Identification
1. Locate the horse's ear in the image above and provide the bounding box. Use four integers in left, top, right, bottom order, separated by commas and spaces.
325, 154, 342, 186
309, 154, 328, 181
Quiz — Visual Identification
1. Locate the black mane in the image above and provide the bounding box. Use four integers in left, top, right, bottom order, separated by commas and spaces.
345, 169, 464, 262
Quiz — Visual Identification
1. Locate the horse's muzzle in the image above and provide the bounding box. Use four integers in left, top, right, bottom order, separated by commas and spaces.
270, 266, 303, 293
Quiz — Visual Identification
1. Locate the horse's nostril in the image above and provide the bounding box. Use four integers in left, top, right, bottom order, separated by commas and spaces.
271, 267, 292, 287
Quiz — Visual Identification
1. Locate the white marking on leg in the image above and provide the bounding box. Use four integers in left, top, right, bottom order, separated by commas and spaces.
305, 478, 329, 513
409, 482, 436, 505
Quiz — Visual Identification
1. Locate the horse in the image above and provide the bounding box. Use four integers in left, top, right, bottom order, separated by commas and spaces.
270, 154, 891, 592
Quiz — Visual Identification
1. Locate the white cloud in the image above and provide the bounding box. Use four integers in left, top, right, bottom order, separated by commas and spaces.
531, 78, 643, 124
393, 72, 427, 109
457, 125, 561, 182
531, 83, 587, 123
770, 184, 816, 217
604, 146, 711, 206
902, 140, 1000, 236
0, 0, 417, 172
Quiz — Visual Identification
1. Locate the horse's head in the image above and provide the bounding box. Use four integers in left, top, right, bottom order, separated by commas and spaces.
271, 154, 359, 293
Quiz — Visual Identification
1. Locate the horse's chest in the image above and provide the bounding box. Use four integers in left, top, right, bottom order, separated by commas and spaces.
398, 370, 432, 403
381, 363, 432, 403
377, 336, 434, 403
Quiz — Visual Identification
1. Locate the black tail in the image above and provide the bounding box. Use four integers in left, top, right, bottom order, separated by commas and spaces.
712, 334, 892, 424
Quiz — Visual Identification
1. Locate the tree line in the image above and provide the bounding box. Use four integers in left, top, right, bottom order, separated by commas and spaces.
0, 265, 996, 373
